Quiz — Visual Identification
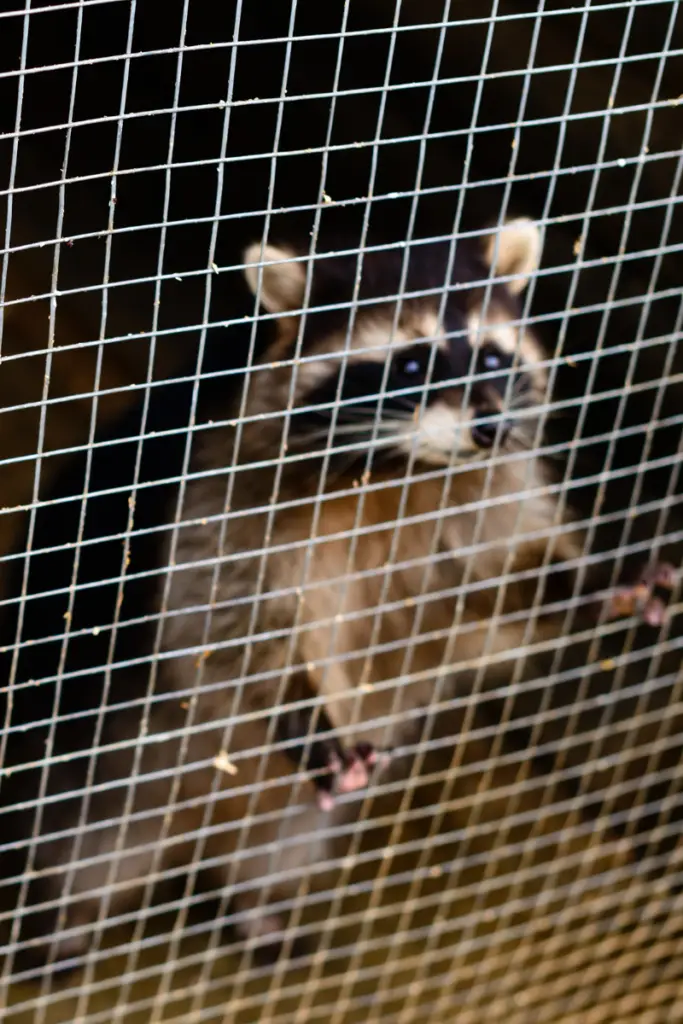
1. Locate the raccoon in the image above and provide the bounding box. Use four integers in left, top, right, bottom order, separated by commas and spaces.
167, 219, 570, 783
0, 219, 670, 977
148, 219, 669, 943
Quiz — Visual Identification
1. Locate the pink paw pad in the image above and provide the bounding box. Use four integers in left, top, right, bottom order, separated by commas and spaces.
607, 562, 677, 626
336, 755, 371, 794
316, 743, 391, 811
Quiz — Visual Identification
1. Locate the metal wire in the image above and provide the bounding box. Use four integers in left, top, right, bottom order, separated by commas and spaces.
0, 0, 682, 1021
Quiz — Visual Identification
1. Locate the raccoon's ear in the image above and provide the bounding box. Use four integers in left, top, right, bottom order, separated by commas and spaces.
243, 243, 307, 313
483, 218, 541, 295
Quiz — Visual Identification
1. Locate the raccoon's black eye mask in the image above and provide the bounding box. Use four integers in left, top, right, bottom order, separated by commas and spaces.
293, 334, 520, 429
292, 345, 454, 432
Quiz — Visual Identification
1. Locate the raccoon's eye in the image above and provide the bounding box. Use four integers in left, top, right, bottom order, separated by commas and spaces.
478, 343, 504, 372
396, 354, 426, 379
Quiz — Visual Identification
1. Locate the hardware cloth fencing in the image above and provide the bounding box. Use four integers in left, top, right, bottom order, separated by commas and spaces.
0, 2, 682, 1022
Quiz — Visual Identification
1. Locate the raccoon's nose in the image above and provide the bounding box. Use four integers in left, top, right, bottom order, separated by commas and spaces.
471, 409, 509, 449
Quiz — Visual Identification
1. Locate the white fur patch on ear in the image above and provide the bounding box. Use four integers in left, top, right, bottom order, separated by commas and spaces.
243, 243, 306, 313
484, 218, 541, 294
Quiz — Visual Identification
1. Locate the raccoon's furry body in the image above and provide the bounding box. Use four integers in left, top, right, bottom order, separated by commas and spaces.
152, 221, 587, 940
166, 434, 575, 750
0, 218, 597, 975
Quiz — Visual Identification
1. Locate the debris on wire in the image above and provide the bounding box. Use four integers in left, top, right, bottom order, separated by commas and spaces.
214, 751, 239, 776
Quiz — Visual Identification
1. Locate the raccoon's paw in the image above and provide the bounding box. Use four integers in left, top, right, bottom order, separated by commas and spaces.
316, 742, 391, 811
606, 562, 677, 627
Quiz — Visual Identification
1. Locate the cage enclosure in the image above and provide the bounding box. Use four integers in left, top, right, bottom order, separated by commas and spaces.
0, 2, 682, 1022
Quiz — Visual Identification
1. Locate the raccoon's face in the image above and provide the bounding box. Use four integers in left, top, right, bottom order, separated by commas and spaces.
241, 219, 546, 471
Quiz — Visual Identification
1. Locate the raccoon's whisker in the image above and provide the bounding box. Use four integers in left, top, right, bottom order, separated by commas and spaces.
506, 432, 533, 454
506, 395, 538, 415
297, 424, 406, 446
309, 402, 416, 422
345, 408, 415, 424
509, 377, 549, 407
328, 421, 404, 436
507, 398, 566, 428
512, 436, 562, 462
346, 393, 419, 415
543, 408, 572, 422
511, 377, 533, 397
348, 397, 417, 417
507, 429, 560, 460
383, 395, 421, 414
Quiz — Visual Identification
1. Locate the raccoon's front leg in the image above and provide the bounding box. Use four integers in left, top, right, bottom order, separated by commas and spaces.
605, 562, 677, 627
276, 672, 389, 811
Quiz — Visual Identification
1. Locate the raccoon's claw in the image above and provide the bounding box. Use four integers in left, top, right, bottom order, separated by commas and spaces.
606, 562, 676, 627
315, 742, 390, 811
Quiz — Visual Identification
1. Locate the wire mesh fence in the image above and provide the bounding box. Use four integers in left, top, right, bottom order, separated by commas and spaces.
0, 1, 682, 1021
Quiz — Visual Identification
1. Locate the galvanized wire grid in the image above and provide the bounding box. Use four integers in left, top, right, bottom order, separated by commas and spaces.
1, 1, 682, 1021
